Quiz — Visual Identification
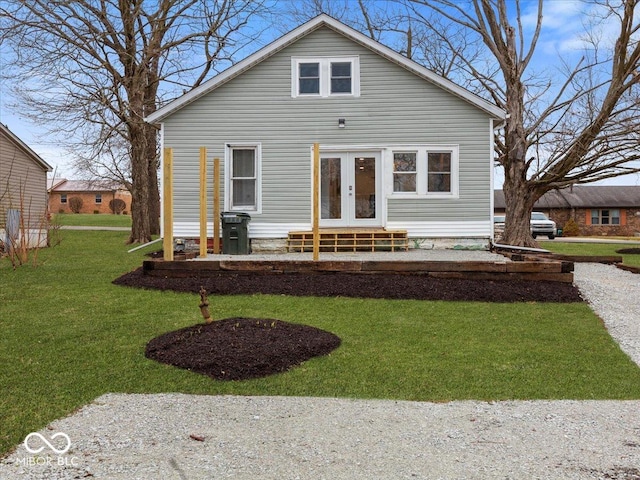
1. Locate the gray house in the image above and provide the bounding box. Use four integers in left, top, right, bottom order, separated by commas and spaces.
146, 14, 506, 251
0, 123, 52, 248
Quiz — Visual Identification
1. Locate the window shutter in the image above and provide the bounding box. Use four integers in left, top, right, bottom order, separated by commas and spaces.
621, 209, 627, 226
585, 209, 591, 225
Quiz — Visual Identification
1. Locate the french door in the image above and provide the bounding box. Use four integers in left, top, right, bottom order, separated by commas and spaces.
319, 151, 381, 227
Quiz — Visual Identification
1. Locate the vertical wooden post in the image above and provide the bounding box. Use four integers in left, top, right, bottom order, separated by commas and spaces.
313, 143, 320, 261
213, 157, 221, 254
199, 147, 208, 258
163, 148, 174, 261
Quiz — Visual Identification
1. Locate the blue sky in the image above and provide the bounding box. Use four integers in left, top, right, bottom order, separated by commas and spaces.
1, 0, 638, 186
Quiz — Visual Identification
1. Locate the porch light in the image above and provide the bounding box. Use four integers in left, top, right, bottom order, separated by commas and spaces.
338, 118, 346, 128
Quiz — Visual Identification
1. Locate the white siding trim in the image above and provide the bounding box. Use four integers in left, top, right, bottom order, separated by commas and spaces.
173, 221, 309, 239
386, 220, 492, 237
173, 220, 491, 239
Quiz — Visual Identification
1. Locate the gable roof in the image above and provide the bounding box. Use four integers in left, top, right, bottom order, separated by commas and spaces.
146, 14, 506, 124
494, 185, 640, 210
48, 178, 126, 193
0, 123, 52, 172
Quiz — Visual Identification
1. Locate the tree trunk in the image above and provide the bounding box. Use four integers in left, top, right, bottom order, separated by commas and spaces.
128, 122, 152, 245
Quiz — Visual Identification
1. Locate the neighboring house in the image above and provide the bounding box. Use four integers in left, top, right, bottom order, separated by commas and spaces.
146, 14, 506, 251
494, 186, 640, 236
0, 123, 52, 248
48, 178, 132, 215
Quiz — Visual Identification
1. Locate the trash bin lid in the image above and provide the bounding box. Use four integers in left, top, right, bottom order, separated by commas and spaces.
221, 211, 251, 220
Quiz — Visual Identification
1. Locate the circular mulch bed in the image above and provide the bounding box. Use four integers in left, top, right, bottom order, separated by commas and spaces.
145, 318, 341, 381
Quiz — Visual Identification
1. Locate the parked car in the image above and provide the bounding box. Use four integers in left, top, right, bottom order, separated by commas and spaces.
530, 212, 556, 239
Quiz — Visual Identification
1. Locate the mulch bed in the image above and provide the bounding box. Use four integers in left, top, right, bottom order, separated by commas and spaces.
114, 267, 583, 303
616, 248, 640, 254
119, 262, 584, 382
145, 318, 341, 381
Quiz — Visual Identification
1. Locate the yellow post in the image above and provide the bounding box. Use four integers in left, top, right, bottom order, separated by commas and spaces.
199, 147, 208, 258
213, 158, 221, 254
163, 148, 174, 261
313, 143, 320, 261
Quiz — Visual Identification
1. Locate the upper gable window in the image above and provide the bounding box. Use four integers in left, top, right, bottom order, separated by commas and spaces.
292, 57, 360, 98
299, 62, 320, 94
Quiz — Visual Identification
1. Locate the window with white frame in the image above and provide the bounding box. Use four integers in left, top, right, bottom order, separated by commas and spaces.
95, 193, 102, 204
226, 144, 260, 211
591, 209, 620, 225
390, 146, 458, 197
60, 194, 67, 204
393, 152, 417, 192
292, 57, 360, 98
427, 152, 452, 193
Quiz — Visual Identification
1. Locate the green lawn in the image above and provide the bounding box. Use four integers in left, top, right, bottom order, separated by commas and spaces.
53, 212, 132, 227
2, 231, 640, 455
540, 240, 640, 266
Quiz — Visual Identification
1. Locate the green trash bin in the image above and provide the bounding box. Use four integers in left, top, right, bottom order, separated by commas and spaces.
221, 212, 251, 254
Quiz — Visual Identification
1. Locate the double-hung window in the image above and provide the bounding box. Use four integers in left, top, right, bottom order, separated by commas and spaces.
226, 144, 261, 212
60, 194, 67, 204
95, 194, 102, 204
292, 57, 360, 98
393, 152, 417, 192
298, 62, 320, 94
391, 146, 458, 197
427, 152, 452, 193
591, 209, 620, 225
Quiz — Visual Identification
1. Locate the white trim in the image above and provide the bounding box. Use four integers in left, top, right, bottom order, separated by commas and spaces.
291, 56, 360, 98
171, 221, 492, 240
386, 220, 492, 238
490, 119, 496, 239
224, 143, 262, 214
159, 124, 166, 238
145, 14, 506, 124
313, 149, 383, 228
172, 221, 309, 239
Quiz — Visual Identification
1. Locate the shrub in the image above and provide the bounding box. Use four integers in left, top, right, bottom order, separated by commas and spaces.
69, 197, 83, 213
562, 218, 580, 237
93, 210, 100, 214
58, 208, 65, 214
109, 198, 126, 214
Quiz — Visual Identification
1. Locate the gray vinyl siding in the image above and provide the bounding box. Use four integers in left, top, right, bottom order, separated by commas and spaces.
0, 130, 49, 229
163, 26, 493, 225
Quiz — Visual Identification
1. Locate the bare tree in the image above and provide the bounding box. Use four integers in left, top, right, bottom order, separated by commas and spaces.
407, 0, 640, 246
0, 0, 267, 244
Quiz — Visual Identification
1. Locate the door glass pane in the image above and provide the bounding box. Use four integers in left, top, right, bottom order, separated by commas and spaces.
321, 157, 341, 219
354, 157, 375, 219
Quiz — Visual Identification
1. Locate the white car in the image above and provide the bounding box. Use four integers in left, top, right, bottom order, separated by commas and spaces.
530, 212, 556, 239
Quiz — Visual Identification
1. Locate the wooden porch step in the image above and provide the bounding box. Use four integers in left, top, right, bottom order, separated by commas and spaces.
287, 229, 409, 253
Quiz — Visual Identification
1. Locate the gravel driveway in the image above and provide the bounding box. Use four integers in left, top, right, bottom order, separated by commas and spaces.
2, 262, 639, 480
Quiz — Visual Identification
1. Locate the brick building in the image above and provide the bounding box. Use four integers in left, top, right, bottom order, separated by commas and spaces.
48, 178, 131, 215
495, 185, 640, 237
